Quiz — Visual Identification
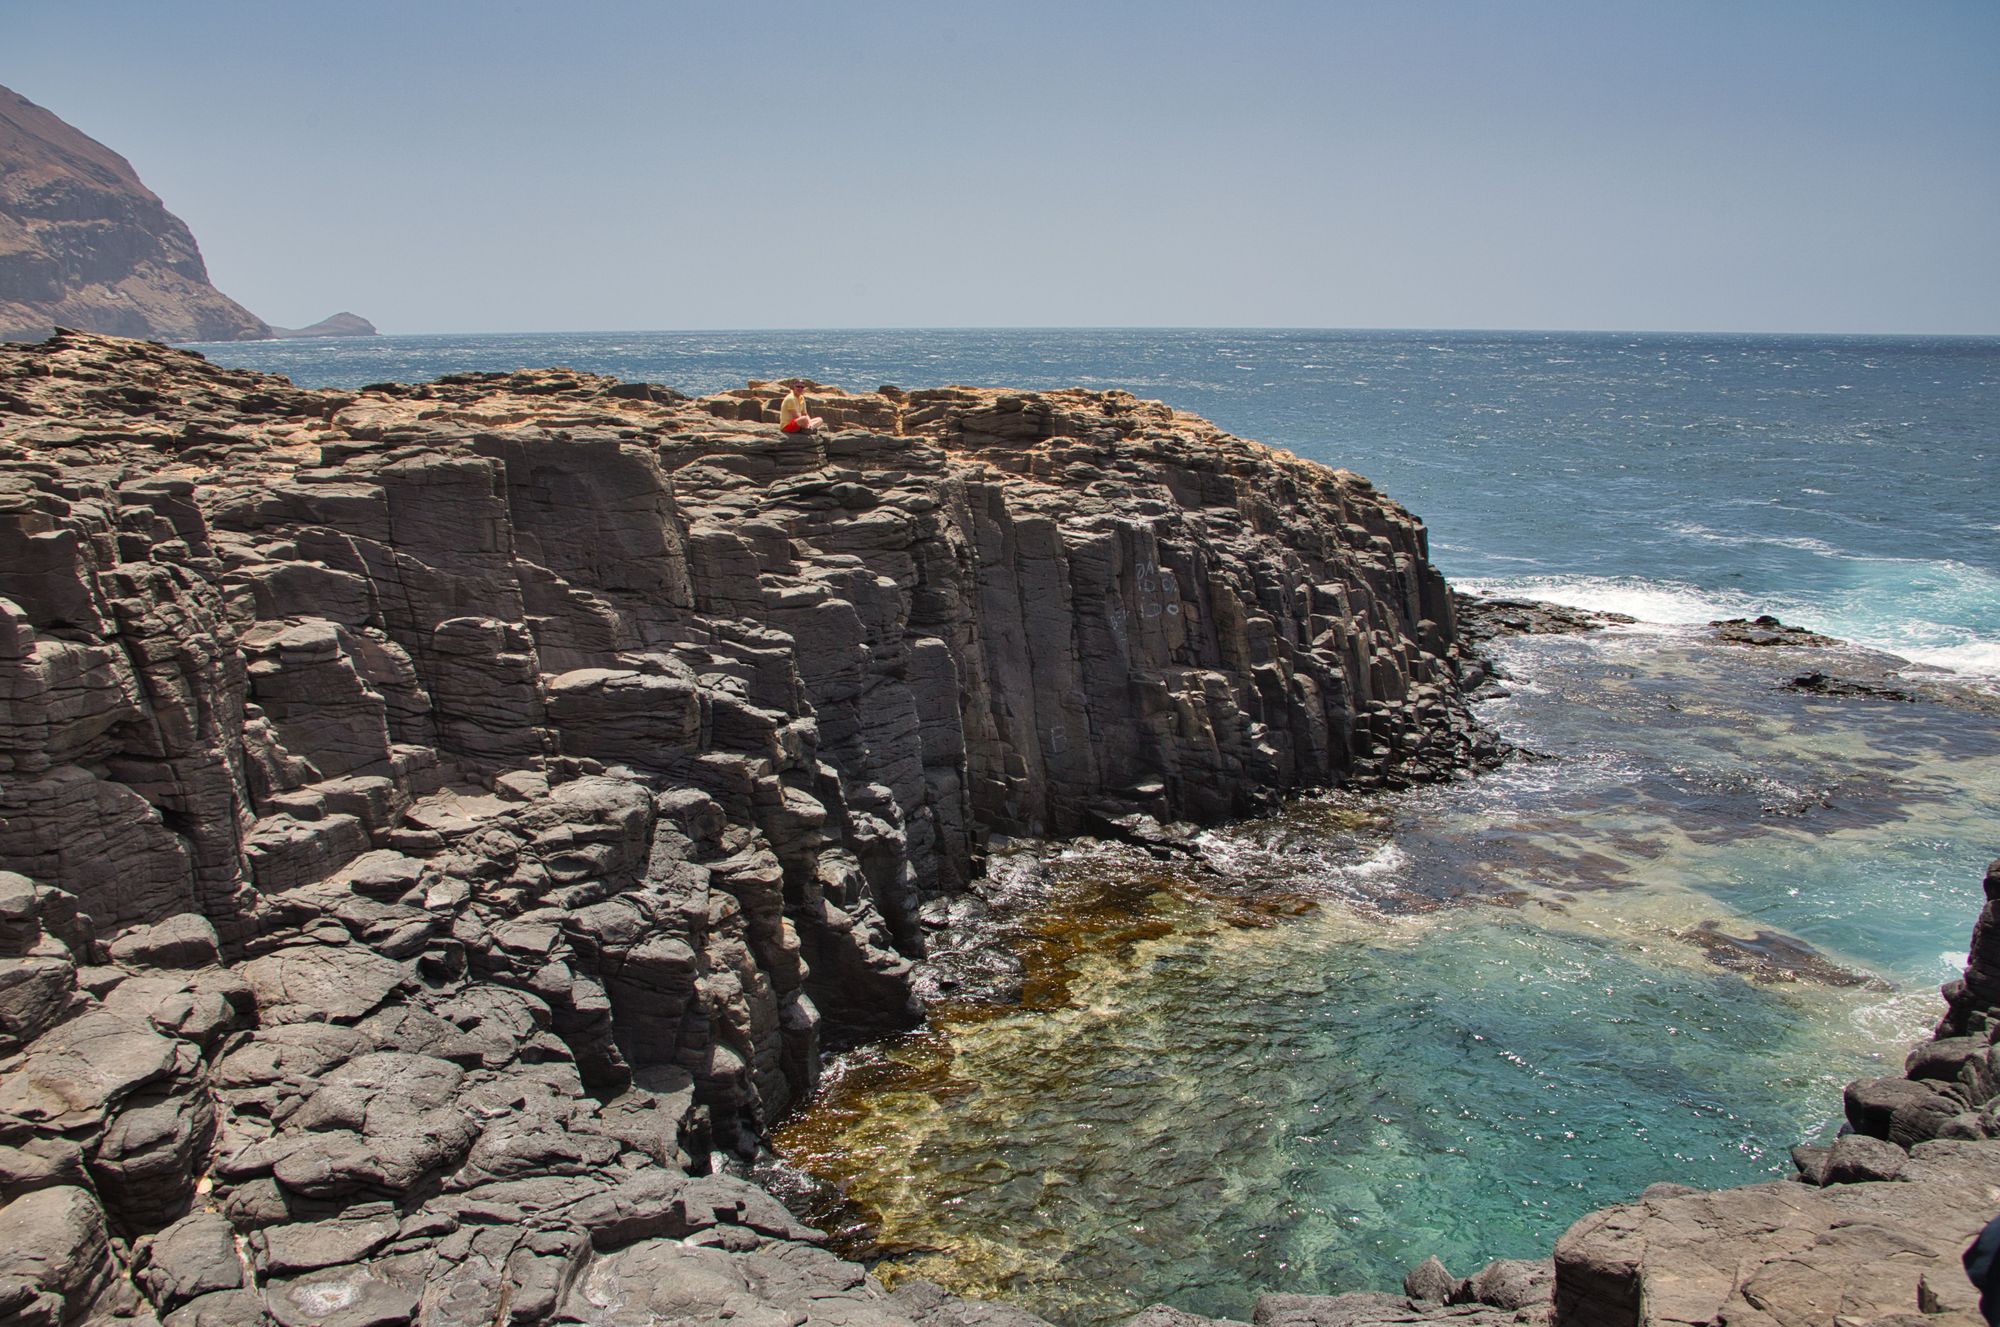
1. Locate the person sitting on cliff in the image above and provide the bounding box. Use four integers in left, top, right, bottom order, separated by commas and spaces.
779, 381, 824, 434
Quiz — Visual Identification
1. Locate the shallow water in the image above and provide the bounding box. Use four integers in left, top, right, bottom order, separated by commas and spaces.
773, 629, 1999, 1325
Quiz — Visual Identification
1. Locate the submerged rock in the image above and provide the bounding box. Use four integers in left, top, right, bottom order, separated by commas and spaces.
1678, 918, 1893, 989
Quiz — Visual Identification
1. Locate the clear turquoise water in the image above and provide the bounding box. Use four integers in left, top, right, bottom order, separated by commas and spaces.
188, 329, 2000, 1321
773, 630, 1998, 1323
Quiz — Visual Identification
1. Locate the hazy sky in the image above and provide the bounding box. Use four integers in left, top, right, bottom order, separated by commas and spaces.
9, 1, 1998, 334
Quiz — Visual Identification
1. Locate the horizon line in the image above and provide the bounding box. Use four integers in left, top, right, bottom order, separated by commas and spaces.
193, 323, 2000, 345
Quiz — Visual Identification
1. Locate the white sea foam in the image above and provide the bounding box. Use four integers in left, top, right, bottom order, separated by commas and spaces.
1336, 843, 1407, 878
1894, 639, 2000, 685
1458, 574, 1769, 627
1667, 524, 1844, 558
1462, 565, 2000, 682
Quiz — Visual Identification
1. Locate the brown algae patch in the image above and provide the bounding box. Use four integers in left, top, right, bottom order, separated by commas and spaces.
772, 849, 1337, 1291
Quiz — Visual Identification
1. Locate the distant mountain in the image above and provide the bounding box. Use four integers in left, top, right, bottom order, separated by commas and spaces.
0, 83, 270, 342
269, 310, 377, 339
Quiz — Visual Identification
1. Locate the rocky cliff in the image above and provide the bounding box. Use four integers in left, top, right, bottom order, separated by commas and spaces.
0, 86, 269, 344
0, 331, 1490, 1325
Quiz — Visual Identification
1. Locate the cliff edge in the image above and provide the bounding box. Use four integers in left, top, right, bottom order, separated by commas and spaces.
0, 86, 269, 343
0, 332, 1490, 1326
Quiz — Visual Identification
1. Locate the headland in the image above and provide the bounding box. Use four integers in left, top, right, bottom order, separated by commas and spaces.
0, 333, 1991, 1326
0, 330, 1504, 1325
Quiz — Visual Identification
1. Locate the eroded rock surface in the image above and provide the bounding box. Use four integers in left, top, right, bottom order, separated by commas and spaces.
0, 332, 1492, 1324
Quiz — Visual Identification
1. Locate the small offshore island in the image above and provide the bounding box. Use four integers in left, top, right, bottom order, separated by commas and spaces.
0, 331, 1995, 1327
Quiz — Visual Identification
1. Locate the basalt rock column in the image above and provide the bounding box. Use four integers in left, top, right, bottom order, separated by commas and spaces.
0, 333, 1492, 1326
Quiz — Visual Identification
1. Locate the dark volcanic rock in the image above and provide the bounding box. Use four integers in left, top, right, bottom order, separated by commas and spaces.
1785, 668, 1922, 702
1711, 613, 1837, 648
1451, 593, 1635, 643
0, 85, 269, 342
0, 333, 1494, 1326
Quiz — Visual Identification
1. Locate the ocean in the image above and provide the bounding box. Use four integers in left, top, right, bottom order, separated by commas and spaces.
188, 328, 2000, 1321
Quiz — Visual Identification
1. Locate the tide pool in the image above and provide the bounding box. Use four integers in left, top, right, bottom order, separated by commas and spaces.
773, 628, 1999, 1325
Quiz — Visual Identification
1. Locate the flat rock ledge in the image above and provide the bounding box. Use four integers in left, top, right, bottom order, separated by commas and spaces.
0, 333, 1495, 1326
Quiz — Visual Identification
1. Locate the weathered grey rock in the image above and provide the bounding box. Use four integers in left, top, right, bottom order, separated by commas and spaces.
237, 943, 408, 1025
1117, 1306, 1248, 1327
1253, 1291, 1507, 1327
1845, 1073, 1966, 1147
251, 1208, 399, 1275
0, 335, 1503, 1326
898, 1278, 1067, 1327
1403, 1255, 1454, 1303
1450, 1258, 1551, 1311
109, 915, 222, 971
0, 1185, 129, 1325
1823, 1131, 1908, 1184
1552, 1141, 2000, 1327
264, 1257, 423, 1327
134, 1211, 245, 1309
0, 1009, 192, 1132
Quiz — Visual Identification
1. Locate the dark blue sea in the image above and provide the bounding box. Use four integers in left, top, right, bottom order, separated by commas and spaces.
189, 329, 2000, 1322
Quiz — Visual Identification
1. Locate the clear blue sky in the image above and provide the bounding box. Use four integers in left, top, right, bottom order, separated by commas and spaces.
10, 0, 1997, 334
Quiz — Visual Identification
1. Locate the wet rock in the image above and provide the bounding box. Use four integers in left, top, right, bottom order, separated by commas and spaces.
1678, 918, 1890, 988
1452, 593, 1634, 643
1711, 614, 1838, 648
1785, 669, 1921, 702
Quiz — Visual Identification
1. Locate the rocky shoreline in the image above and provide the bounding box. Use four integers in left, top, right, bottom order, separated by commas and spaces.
786, 607, 2000, 1327
0, 332, 1990, 1326
0, 331, 1496, 1325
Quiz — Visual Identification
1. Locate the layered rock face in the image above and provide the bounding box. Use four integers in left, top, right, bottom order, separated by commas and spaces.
0, 331, 1488, 1325
0, 86, 268, 343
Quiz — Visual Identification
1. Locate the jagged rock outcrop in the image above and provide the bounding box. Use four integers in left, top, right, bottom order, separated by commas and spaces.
0, 85, 269, 343
0, 332, 1489, 1324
